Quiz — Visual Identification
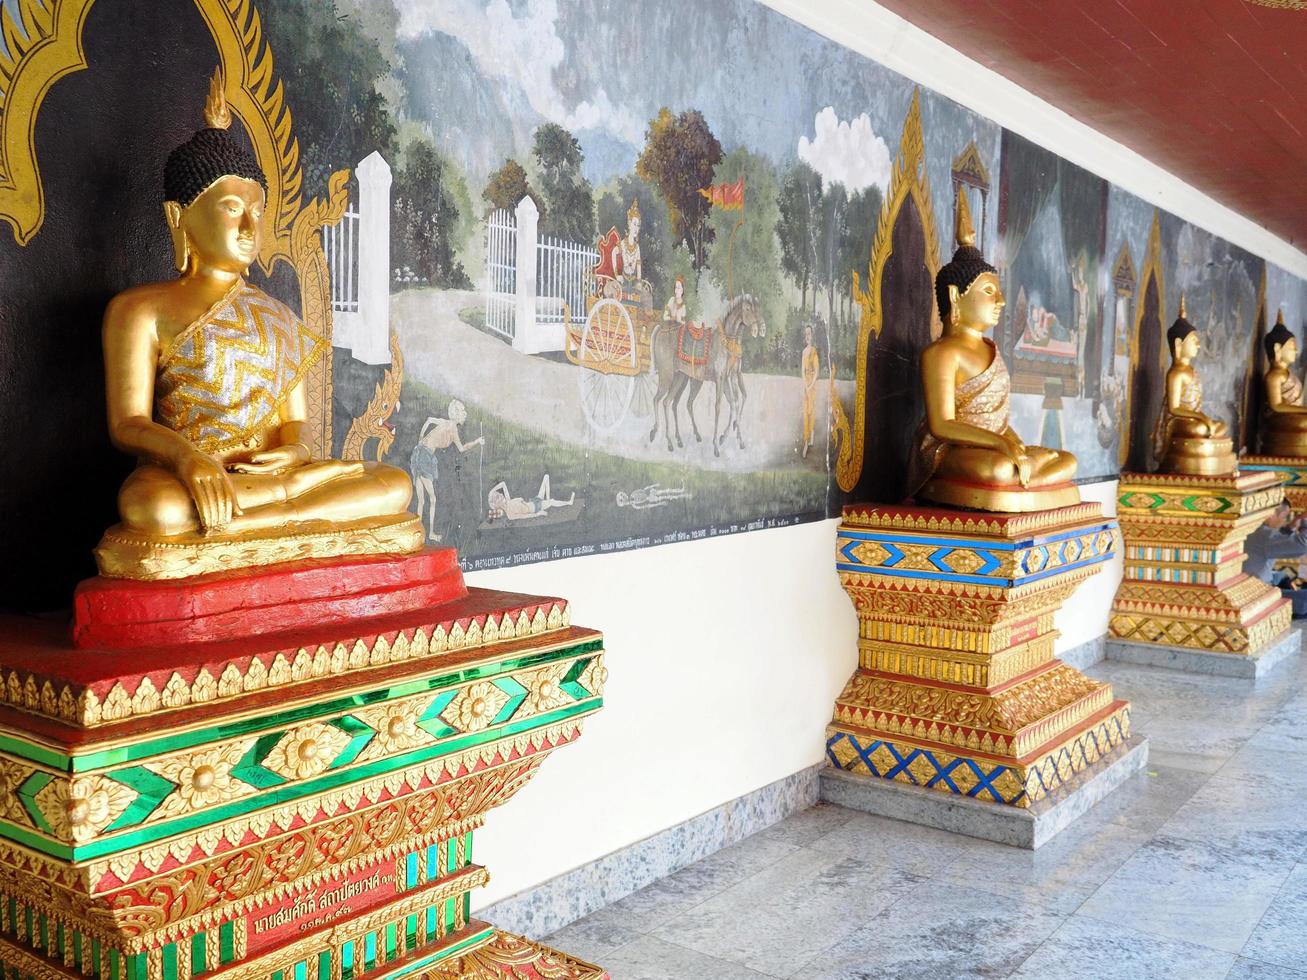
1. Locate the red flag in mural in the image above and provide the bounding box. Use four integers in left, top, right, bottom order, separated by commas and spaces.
698, 176, 746, 210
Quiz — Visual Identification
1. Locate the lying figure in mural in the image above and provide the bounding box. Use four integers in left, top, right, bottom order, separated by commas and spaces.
1259, 310, 1307, 457
1150, 298, 1236, 476
908, 192, 1079, 512
487, 476, 575, 521
95, 72, 419, 580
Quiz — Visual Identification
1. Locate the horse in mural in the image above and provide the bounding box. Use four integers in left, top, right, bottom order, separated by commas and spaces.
648, 293, 766, 457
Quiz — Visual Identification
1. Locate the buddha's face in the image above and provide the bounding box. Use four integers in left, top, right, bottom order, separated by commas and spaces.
1180, 332, 1201, 360
168, 175, 265, 275
955, 273, 1005, 331
1278, 338, 1299, 366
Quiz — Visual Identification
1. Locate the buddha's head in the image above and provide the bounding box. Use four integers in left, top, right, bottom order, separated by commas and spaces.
1168, 298, 1200, 362
937, 192, 1003, 332
162, 70, 268, 275
1265, 310, 1297, 367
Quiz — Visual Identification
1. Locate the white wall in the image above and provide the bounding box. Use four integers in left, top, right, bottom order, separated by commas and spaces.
469, 0, 1306, 909
470, 482, 1122, 907
469, 518, 857, 906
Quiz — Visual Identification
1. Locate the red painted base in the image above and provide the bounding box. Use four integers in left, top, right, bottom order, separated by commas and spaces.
71, 548, 466, 650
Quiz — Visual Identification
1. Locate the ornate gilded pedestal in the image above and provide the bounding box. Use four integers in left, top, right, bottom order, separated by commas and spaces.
1108, 470, 1298, 676
1241, 456, 1307, 511
0, 553, 608, 979
822, 503, 1140, 845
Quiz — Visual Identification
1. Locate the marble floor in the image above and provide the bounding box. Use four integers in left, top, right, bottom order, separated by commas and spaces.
545, 639, 1307, 979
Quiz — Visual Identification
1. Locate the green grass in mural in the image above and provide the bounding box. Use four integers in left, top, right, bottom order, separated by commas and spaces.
391, 377, 826, 562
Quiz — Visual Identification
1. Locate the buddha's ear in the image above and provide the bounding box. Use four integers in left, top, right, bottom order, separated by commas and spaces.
947, 284, 961, 323
164, 202, 188, 272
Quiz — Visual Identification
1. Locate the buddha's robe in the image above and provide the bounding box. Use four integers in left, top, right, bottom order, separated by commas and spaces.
1151, 372, 1207, 459
155, 280, 325, 456
909, 339, 1011, 493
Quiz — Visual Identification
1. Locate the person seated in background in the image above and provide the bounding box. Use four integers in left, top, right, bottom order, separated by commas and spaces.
1243, 501, 1307, 617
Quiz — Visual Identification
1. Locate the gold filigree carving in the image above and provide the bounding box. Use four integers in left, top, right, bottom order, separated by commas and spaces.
352, 696, 437, 763
33, 774, 136, 844
444, 681, 510, 734
262, 722, 352, 781
430, 931, 608, 980
0, 601, 574, 726
343, 331, 405, 462
836, 88, 942, 491
517, 663, 572, 719
144, 738, 256, 819
0, 0, 96, 245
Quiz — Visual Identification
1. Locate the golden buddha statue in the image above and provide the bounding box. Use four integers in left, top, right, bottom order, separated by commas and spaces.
909, 193, 1078, 512
1151, 297, 1236, 476
95, 72, 420, 580
1259, 309, 1307, 457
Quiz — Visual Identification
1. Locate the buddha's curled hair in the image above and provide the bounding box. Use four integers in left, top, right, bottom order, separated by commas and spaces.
935, 244, 997, 323
163, 68, 266, 207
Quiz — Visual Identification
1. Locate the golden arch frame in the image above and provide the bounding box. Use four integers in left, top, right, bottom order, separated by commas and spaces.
1119, 210, 1165, 469
834, 88, 944, 493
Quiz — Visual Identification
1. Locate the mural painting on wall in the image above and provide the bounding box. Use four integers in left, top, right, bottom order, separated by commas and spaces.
994, 131, 1111, 478
273, 0, 1005, 568
1, 0, 1305, 609
1104, 191, 1265, 471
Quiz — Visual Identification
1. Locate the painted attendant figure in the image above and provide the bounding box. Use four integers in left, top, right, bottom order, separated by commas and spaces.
909, 192, 1078, 511
801, 325, 820, 458
96, 71, 418, 579
1259, 309, 1307, 457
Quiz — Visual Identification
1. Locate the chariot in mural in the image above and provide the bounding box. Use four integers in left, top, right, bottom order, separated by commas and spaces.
563, 208, 658, 432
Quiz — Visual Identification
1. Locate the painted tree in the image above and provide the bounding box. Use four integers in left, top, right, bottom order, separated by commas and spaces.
596, 175, 673, 298
637, 108, 723, 269
776, 162, 823, 313
818, 183, 849, 330
483, 159, 543, 218
705, 148, 785, 367
392, 136, 472, 288
839, 185, 883, 331
260, 0, 398, 199
532, 123, 595, 243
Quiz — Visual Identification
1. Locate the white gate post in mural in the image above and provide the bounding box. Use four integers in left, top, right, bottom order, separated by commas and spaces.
323, 151, 392, 365
513, 195, 541, 354
352, 151, 393, 365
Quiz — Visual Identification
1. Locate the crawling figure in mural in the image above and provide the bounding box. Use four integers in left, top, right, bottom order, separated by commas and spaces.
908, 192, 1078, 512
410, 400, 485, 541
487, 475, 575, 521
95, 71, 417, 579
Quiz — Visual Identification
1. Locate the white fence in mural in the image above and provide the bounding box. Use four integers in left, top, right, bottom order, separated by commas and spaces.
323, 207, 360, 313
485, 206, 518, 341
484, 196, 597, 355
536, 233, 596, 327
321, 150, 391, 365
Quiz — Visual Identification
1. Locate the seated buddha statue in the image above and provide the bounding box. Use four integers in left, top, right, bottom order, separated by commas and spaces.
95, 72, 420, 580
1259, 309, 1307, 457
908, 193, 1078, 512
1150, 298, 1236, 476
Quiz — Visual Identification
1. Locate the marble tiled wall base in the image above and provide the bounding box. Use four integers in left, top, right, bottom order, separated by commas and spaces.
1106, 629, 1302, 679
478, 765, 821, 938
1058, 635, 1107, 671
